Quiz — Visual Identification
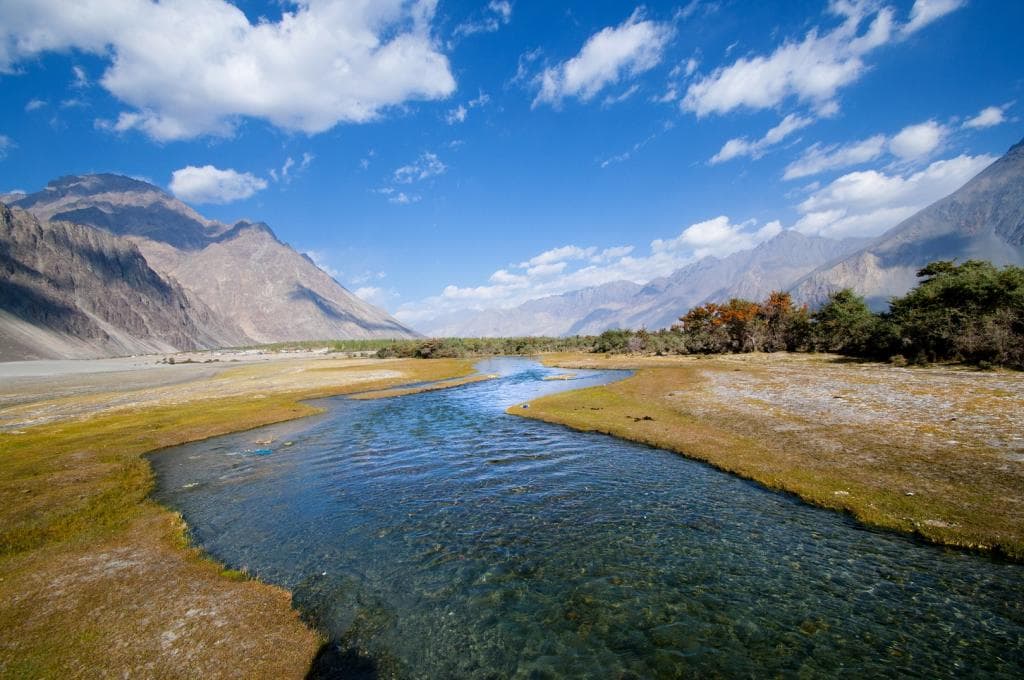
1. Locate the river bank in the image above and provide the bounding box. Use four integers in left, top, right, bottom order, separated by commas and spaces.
512, 352, 1024, 560
0, 352, 478, 677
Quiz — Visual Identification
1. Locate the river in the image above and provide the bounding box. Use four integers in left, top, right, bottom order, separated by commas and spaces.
150, 358, 1023, 678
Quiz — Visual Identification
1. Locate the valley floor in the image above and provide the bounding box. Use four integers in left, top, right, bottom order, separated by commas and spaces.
516, 352, 1024, 561
0, 351, 479, 678
4, 349, 1022, 676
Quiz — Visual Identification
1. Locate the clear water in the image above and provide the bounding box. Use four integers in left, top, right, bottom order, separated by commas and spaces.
149, 358, 1024, 678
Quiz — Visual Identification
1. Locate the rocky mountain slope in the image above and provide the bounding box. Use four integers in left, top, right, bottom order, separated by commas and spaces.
0, 204, 247, 360
422, 230, 865, 337
792, 138, 1024, 308
11, 175, 417, 346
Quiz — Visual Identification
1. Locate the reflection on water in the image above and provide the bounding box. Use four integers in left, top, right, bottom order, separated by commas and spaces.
150, 358, 1024, 678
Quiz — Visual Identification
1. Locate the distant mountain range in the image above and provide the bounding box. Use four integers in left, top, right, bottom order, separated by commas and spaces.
423, 137, 1024, 337
422, 231, 867, 337
1, 174, 416, 360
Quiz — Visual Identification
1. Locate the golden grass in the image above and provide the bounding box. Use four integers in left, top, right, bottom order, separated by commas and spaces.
512, 353, 1024, 560
0, 357, 476, 677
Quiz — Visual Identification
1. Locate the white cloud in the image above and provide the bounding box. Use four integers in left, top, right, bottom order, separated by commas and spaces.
444, 90, 489, 125
600, 132, 658, 168
962, 104, 1011, 129
652, 216, 782, 258
602, 84, 640, 107
0, 0, 455, 141
445, 105, 467, 125
888, 119, 946, 160
784, 134, 887, 179
269, 152, 314, 183
685, 1, 963, 119
453, 0, 513, 38
169, 165, 267, 204
593, 245, 634, 262
901, 0, 966, 36
24, 98, 46, 111
793, 153, 995, 239
519, 244, 596, 268
394, 152, 446, 184
353, 286, 397, 307
684, 3, 897, 117
533, 10, 673, 107
71, 65, 89, 88
710, 113, 814, 164
0, 134, 14, 159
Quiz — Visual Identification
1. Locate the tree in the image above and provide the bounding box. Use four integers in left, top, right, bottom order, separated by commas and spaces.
678, 303, 730, 353
888, 260, 1024, 366
812, 288, 877, 354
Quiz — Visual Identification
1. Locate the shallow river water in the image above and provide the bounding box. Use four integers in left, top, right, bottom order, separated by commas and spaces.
150, 358, 1023, 678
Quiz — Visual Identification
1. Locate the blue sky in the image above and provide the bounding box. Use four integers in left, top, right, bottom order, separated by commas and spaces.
1, 0, 1022, 327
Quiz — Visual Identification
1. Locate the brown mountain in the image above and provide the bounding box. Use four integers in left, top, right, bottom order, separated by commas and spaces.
11, 174, 417, 346
0, 203, 247, 360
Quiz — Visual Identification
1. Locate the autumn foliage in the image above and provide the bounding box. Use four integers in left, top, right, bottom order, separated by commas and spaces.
676, 291, 810, 353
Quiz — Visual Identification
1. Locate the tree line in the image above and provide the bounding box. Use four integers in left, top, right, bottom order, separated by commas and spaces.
600, 260, 1024, 369
361, 260, 1022, 369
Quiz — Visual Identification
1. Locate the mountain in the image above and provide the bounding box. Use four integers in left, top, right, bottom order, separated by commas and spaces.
0, 204, 247, 360
11, 174, 417, 344
425, 280, 645, 337
792, 138, 1024, 308
420, 231, 866, 337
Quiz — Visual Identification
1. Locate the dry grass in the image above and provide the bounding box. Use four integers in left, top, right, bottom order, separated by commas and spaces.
513, 352, 1024, 560
0, 356, 477, 677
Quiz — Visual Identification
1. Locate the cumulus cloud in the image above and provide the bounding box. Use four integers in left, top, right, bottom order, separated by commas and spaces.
0, 0, 455, 140
169, 165, 267, 204
652, 216, 782, 258
683, 0, 961, 120
710, 113, 814, 164
784, 117, 955, 181
793, 153, 995, 238
683, 2, 896, 117
888, 120, 946, 160
783, 134, 887, 179
962, 104, 1011, 129
533, 10, 674, 107
901, 0, 966, 36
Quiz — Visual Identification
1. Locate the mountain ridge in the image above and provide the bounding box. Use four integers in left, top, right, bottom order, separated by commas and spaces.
0, 203, 248, 360
791, 137, 1024, 308
420, 230, 867, 337
10, 174, 418, 348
